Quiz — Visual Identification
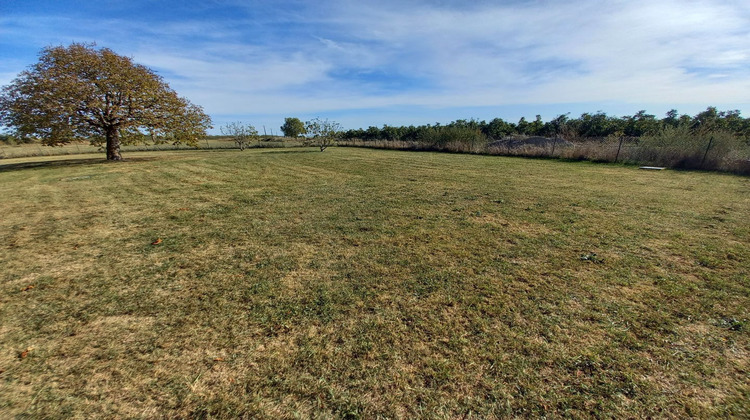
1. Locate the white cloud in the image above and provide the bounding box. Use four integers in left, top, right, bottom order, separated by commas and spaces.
1, 0, 749, 128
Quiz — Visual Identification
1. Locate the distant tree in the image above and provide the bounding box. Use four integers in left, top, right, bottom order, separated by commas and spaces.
528, 115, 545, 136
381, 124, 401, 141
220, 121, 258, 150
691, 106, 720, 132
516, 117, 530, 135
624, 110, 660, 137
364, 126, 381, 141
0, 43, 211, 160
691, 107, 750, 138
548, 113, 570, 138
401, 125, 421, 142
280, 117, 306, 138
575, 111, 622, 137
482, 118, 514, 139
719, 110, 749, 137
450, 119, 481, 131
341, 128, 364, 140
662, 109, 681, 127
305, 117, 342, 151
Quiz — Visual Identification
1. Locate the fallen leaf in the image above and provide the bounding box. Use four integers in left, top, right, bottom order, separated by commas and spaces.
22, 285, 34, 292
19, 347, 33, 359
151, 238, 163, 245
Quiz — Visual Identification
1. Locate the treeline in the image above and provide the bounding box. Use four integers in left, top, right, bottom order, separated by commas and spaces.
336, 107, 750, 174
340, 107, 750, 141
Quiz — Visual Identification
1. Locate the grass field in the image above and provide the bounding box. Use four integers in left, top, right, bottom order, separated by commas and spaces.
1, 148, 748, 418
0, 137, 303, 159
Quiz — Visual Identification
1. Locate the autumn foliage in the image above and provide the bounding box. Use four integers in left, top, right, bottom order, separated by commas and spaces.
0, 43, 212, 160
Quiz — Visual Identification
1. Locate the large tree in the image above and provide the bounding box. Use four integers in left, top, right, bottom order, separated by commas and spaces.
280, 117, 306, 138
0, 43, 212, 160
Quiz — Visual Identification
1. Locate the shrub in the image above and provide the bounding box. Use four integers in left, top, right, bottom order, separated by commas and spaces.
417, 126, 487, 152
633, 125, 749, 171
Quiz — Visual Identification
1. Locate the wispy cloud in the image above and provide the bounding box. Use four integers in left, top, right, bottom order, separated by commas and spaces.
1, 0, 749, 130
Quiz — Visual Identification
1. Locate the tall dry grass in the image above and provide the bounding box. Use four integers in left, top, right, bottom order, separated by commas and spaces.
631, 126, 749, 171
341, 127, 750, 174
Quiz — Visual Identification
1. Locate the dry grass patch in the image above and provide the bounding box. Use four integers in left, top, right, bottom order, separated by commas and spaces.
1, 148, 748, 418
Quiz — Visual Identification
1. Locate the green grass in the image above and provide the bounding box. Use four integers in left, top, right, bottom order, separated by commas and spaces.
1, 148, 748, 418
0, 137, 304, 159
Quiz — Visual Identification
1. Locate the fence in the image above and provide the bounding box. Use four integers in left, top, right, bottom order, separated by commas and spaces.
3, 135, 749, 175
338, 135, 750, 175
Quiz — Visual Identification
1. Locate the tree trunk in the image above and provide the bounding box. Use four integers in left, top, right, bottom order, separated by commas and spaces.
106, 126, 122, 160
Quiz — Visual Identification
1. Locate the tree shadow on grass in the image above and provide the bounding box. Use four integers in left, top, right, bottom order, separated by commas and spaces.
0, 156, 158, 173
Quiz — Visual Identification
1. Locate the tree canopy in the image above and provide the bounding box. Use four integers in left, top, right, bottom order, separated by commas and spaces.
0, 43, 212, 160
280, 117, 306, 138
339, 108, 750, 142
305, 117, 342, 151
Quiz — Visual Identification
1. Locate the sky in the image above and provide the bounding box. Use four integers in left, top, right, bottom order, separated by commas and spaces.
1, 0, 749, 133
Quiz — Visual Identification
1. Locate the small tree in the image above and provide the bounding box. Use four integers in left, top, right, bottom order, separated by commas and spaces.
220, 121, 258, 150
280, 117, 306, 138
0, 43, 211, 160
305, 117, 341, 151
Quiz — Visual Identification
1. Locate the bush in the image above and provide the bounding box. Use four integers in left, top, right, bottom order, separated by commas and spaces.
634, 126, 749, 171
417, 126, 487, 152
339, 120, 750, 175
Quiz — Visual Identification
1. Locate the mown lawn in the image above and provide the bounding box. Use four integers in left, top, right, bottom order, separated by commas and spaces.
0, 137, 303, 159
1, 148, 748, 418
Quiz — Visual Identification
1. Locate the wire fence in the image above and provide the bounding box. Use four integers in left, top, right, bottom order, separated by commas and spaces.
338, 136, 750, 174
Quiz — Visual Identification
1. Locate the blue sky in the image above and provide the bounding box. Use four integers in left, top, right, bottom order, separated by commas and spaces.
1, 0, 749, 133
